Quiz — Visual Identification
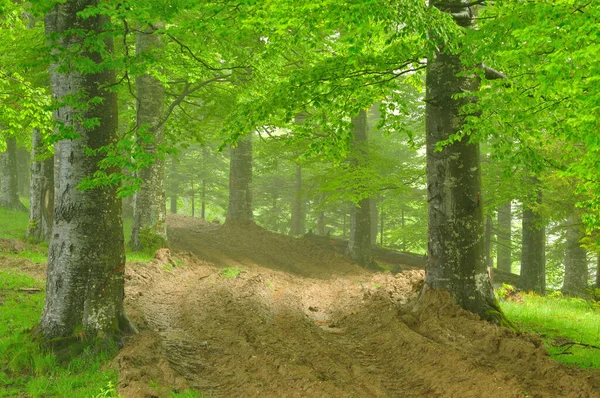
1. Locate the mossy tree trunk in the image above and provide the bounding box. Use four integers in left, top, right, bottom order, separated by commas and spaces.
40, 1, 132, 341
130, 23, 167, 252
562, 213, 588, 297
226, 137, 253, 223
519, 184, 545, 293
26, 129, 54, 242
496, 202, 512, 273
347, 109, 373, 267
0, 137, 27, 211
425, 1, 501, 321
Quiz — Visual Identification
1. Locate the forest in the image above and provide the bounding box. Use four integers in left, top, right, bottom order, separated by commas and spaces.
1, 0, 600, 397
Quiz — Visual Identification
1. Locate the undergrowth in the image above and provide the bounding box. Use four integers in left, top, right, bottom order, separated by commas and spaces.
500, 290, 600, 370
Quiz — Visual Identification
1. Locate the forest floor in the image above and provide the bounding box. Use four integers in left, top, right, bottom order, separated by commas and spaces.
115, 214, 600, 398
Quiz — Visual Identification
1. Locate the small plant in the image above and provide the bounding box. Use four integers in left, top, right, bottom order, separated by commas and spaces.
94, 381, 121, 397
496, 283, 523, 302
266, 280, 272, 288
220, 267, 242, 279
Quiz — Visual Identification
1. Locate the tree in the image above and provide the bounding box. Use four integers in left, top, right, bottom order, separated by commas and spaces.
562, 214, 588, 297
424, 1, 501, 322
26, 129, 53, 242
0, 136, 27, 211
520, 183, 546, 293
226, 137, 253, 223
290, 166, 305, 236
130, 23, 167, 251
496, 202, 512, 272
40, 1, 133, 341
347, 109, 373, 267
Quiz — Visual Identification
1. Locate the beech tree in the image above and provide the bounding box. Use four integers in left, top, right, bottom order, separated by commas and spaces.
424, 0, 501, 321
520, 183, 546, 293
130, 23, 167, 251
227, 137, 253, 223
0, 136, 26, 211
40, 1, 133, 340
496, 202, 512, 273
25, 129, 54, 242
562, 214, 588, 297
347, 109, 373, 267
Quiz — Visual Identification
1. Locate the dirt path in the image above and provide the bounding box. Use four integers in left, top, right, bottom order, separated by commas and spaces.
113, 215, 600, 398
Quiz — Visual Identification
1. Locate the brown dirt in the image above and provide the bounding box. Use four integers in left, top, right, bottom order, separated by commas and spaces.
113, 215, 600, 398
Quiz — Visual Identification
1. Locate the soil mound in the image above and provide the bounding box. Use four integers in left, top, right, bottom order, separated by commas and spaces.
167, 214, 365, 278
114, 215, 600, 397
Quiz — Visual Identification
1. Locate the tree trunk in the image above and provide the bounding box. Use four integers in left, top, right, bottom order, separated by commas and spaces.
0, 137, 27, 211
347, 109, 373, 267
130, 23, 167, 251
17, 146, 30, 198
226, 137, 253, 223
26, 129, 54, 242
424, 2, 500, 321
40, 2, 132, 341
370, 197, 378, 246
290, 166, 305, 236
485, 215, 493, 269
519, 188, 545, 293
562, 214, 588, 297
496, 202, 512, 273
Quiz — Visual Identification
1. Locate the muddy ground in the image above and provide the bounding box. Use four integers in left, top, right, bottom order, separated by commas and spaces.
115, 215, 600, 397
3, 215, 600, 397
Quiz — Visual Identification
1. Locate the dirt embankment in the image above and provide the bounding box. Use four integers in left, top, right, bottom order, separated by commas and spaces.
113, 215, 600, 398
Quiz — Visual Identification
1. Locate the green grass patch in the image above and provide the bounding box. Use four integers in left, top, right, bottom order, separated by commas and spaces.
500, 292, 600, 370
0, 270, 120, 397
0, 206, 29, 240
220, 266, 243, 279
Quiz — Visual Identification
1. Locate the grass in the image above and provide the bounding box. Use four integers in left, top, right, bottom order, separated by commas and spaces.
500, 292, 600, 370
0, 270, 120, 397
0, 206, 30, 240
220, 266, 243, 279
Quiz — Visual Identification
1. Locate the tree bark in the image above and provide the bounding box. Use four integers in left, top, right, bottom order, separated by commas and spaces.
347, 109, 373, 267
562, 214, 588, 297
40, 1, 131, 341
519, 187, 545, 293
370, 197, 378, 245
26, 129, 54, 242
424, 1, 500, 321
485, 214, 493, 269
17, 146, 30, 198
496, 202, 512, 272
290, 166, 305, 236
0, 137, 27, 211
130, 23, 167, 251
226, 137, 253, 223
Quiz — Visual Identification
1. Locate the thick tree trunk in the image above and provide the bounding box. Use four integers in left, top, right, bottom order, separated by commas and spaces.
226, 137, 253, 223
519, 189, 545, 293
130, 23, 167, 251
40, 2, 131, 341
26, 129, 54, 242
0, 137, 27, 211
496, 202, 512, 272
347, 110, 373, 267
562, 214, 588, 297
424, 2, 501, 321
